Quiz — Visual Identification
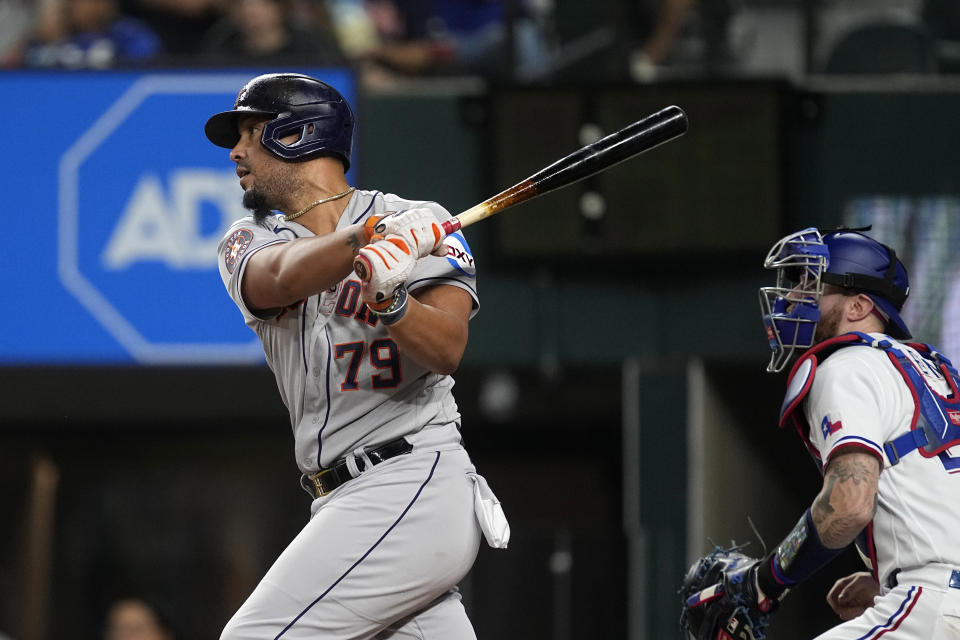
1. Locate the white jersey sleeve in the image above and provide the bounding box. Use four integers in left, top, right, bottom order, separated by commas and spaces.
805, 345, 898, 465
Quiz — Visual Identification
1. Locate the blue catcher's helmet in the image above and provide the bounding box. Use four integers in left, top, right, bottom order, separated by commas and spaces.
821, 230, 910, 339
204, 73, 355, 170
759, 227, 910, 372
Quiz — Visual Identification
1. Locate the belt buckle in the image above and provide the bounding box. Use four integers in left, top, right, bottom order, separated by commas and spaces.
311, 468, 334, 497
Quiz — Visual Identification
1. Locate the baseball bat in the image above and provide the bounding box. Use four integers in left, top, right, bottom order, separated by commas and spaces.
354, 104, 688, 281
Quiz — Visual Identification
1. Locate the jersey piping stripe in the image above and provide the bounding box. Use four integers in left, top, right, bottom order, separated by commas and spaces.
235, 239, 285, 275
300, 300, 308, 373
316, 325, 334, 464
831, 435, 883, 456
272, 224, 300, 238
351, 191, 381, 224
274, 451, 442, 639
826, 442, 885, 467
856, 585, 921, 639
408, 276, 478, 297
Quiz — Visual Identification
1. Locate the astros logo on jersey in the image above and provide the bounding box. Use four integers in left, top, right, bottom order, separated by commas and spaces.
440, 232, 476, 278
224, 228, 253, 274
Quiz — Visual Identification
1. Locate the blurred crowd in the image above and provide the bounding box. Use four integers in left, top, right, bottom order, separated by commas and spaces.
0, 0, 544, 83
0, 0, 699, 84
1, 0, 959, 85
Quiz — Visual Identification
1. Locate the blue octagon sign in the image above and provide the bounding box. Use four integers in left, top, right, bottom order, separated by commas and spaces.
58, 71, 356, 364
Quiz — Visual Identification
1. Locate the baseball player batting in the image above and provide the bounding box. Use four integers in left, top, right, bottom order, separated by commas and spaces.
206, 72, 509, 639
681, 227, 960, 639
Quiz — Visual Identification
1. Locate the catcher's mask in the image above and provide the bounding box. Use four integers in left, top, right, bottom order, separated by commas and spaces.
759, 227, 910, 372
759, 227, 829, 372
204, 73, 355, 170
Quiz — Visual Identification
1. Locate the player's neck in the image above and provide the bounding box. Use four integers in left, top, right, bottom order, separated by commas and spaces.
286, 185, 355, 235
836, 316, 884, 337
281, 160, 353, 233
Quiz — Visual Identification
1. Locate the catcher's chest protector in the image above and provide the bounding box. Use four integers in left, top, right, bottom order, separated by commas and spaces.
777, 331, 960, 470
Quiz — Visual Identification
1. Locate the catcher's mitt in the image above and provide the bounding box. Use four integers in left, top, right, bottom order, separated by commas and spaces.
679, 546, 777, 640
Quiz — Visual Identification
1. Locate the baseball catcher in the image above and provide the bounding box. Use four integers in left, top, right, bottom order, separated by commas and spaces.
682, 226, 960, 639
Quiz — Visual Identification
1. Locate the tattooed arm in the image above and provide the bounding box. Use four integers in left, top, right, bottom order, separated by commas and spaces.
811, 450, 881, 548
748, 449, 881, 601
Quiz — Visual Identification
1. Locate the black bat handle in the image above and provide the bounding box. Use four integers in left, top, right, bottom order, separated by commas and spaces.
532, 105, 688, 195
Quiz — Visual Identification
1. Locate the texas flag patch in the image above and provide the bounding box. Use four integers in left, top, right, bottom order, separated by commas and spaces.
820, 414, 843, 438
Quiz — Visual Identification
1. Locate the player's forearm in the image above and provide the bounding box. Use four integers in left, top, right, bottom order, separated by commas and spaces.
810, 451, 879, 548
249, 226, 367, 307
386, 297, 468, 374
752, 451, 879, 599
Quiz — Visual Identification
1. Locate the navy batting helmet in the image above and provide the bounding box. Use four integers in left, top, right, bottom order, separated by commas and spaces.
204, 73, 355, 170
821, 230, 911, 339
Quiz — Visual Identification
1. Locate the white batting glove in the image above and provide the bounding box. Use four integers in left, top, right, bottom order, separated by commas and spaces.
357, 235, 417, 312
371, 208, 447, 258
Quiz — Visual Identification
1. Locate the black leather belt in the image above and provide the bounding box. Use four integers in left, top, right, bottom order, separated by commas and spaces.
307, 437, 413, 498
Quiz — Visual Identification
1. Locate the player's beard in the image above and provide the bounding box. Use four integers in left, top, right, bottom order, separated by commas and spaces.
813, 301, 842, 344
242, 168, 300, 224
243, 188, 273, 224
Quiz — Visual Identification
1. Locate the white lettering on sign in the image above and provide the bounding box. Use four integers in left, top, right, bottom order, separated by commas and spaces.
102, 169, 246, 270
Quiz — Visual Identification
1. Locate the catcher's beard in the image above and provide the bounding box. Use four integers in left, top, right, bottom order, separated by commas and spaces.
813, 298, 843, 344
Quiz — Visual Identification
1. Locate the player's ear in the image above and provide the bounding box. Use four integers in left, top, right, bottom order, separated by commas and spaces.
847, 293, 876, 323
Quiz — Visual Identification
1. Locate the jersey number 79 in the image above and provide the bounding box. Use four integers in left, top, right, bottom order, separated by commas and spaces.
335, 339, 402, 390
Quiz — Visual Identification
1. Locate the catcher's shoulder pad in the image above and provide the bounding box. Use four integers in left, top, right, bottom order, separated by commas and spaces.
777, 332, 876, 466
778, 332, 869, 427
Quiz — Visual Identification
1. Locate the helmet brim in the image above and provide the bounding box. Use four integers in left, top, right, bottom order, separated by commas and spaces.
869, 294, 912, 340
204, 108, 276, 149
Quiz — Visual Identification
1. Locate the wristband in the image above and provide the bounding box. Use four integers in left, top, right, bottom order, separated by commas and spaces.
757, 508, 843, 597
368, 286, 408, 326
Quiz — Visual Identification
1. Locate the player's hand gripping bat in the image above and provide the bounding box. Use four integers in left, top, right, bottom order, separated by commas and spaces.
353, 105, 688, 281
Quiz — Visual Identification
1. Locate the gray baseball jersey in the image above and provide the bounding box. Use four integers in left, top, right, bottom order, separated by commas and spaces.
217, 189, 479, 473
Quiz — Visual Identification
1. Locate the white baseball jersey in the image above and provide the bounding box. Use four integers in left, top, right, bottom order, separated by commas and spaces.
805, 335, 960, 586
802, 334, 960, 640
217, 189, 479, 472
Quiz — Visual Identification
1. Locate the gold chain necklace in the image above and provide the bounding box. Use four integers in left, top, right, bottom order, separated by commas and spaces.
282, 187, 356, 222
